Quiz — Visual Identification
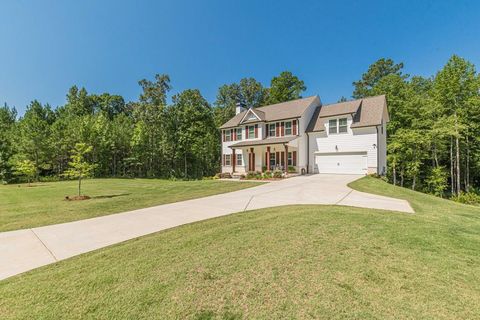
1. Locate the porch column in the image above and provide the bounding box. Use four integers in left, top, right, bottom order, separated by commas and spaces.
232, 149, 236, 173
284, 144, 288, 173
266, 146, 271, 171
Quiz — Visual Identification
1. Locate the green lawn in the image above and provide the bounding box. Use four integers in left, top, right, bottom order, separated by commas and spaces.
0, 179, 262, 232
1, 177, 480, 319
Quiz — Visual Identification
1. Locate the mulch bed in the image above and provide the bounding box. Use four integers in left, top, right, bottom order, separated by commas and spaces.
64, 195, 91, 201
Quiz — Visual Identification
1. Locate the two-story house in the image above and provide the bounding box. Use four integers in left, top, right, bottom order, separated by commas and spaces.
220, 95, 388, 175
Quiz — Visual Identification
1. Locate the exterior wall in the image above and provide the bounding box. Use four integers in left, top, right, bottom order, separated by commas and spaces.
298, 101, 318, 173
308, 115, 379, 174
221, 124, 263, 173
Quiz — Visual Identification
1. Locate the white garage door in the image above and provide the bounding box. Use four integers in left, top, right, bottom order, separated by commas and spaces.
315, 152, 367, 174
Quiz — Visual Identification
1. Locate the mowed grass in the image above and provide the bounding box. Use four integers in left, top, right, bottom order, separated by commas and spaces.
1, 177, 480, 319
0, 179, 262, 232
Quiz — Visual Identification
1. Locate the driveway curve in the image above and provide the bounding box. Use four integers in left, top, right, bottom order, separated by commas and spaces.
0, 174, 412, 280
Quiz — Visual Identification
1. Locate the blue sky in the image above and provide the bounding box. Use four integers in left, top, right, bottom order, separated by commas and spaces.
1, 0, 479, 114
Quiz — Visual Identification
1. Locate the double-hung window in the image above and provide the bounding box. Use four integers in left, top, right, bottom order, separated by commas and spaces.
287, 152, 293, 166
285, 121, 292, 135
236, 154, 243, 166
225, 130, 232, 141
328, 119, 338, 134
236, 128, 242, 140
269, 123, 276, 137
328, 118, 348, 134
248, 125, 255, 139
339, 118, 348, 133
225, 154, 231, 166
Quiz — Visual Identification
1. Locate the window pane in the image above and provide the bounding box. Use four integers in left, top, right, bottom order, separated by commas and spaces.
225, 155, 231, 166
236, 128, 242, 140
269, 124, 276, 136
225, 130, 231, 141
249, 126, 255, 138
329, 119, 337, 134
339, 118, 347, 133
236, 154, 243, 165
285, 121, 292, 135
287, 152, 292, 166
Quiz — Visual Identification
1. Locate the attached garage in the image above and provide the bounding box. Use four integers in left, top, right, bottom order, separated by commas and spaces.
314, 152, 367, 174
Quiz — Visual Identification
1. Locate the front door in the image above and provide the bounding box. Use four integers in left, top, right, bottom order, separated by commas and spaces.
248, 152, 255, 171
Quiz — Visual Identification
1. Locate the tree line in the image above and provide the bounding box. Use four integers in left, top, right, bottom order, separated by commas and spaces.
353, 55, 480, 198
1, 55, 479, 201
0, 71, 306, 182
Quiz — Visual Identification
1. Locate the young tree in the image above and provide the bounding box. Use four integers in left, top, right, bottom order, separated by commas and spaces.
63, 143, 97, 197
14, 159, 36, 186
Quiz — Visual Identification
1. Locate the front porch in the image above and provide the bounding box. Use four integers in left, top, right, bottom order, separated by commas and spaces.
226, 137, 299, 174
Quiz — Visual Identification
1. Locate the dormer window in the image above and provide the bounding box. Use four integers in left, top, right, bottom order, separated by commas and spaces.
329, 118, 348, 134
247, 113, 257, 121
339, 118, 348, 133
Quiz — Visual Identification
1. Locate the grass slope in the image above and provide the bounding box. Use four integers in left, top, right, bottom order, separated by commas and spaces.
1, 177, 479, 319
0, 179, 261, 232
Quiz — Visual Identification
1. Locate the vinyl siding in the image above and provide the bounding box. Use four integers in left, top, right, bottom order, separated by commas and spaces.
308, 115, 379, 173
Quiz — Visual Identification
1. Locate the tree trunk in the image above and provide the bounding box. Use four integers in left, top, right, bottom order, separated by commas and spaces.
450, 137, 454, 195
455, 135, 460, 195
412, 175, 416, 190
184, 153, 187, 178
78, 177, 81, 197
393, 162, 397, 186
400, 168, 404, 187
466, 135, 470, 192
454, 113, 461, 195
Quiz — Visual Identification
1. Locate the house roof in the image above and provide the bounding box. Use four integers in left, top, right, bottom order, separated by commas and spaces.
228, 136, 298, 148
220, 96, 320, 129
306, 95, 387, 132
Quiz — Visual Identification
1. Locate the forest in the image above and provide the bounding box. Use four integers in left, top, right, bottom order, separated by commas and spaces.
1, 55, 479, 201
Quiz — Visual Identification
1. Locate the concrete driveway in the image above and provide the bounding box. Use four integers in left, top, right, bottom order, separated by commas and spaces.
0, 174, 413, 280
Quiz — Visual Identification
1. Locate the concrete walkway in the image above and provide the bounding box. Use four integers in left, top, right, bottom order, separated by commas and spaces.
0, 174, 413, 280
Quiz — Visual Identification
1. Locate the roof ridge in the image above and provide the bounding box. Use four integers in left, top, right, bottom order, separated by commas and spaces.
256, 95, 318, 111
322, 94, 385, 107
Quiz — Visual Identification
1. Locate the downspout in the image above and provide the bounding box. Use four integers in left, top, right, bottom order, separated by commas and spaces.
306, 132, 309, 174
376, 125, 379, 175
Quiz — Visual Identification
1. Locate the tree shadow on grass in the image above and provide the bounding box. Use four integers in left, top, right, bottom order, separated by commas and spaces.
91, 193, 132, 199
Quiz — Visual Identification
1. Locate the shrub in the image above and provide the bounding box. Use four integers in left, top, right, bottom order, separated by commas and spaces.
263, 170, 272, 179
214, 172, 232, 179
273, 170, 283, 179
246, 171, 256, 179
287, 166, 296, 173
452, 192, 480, 206
262, 166, 267, 172
425, 167, 448, 197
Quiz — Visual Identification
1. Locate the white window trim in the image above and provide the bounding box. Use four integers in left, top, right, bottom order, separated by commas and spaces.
285, 121, 292, 136
328, 117, 348, 135
247, 125, 255, 140
236, 154, 243, 166
269, 123, 276, 137
225, 154, 231, 166
224, 130, 232, 141
236, 128, 242, 140
338, 118, 348, 133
